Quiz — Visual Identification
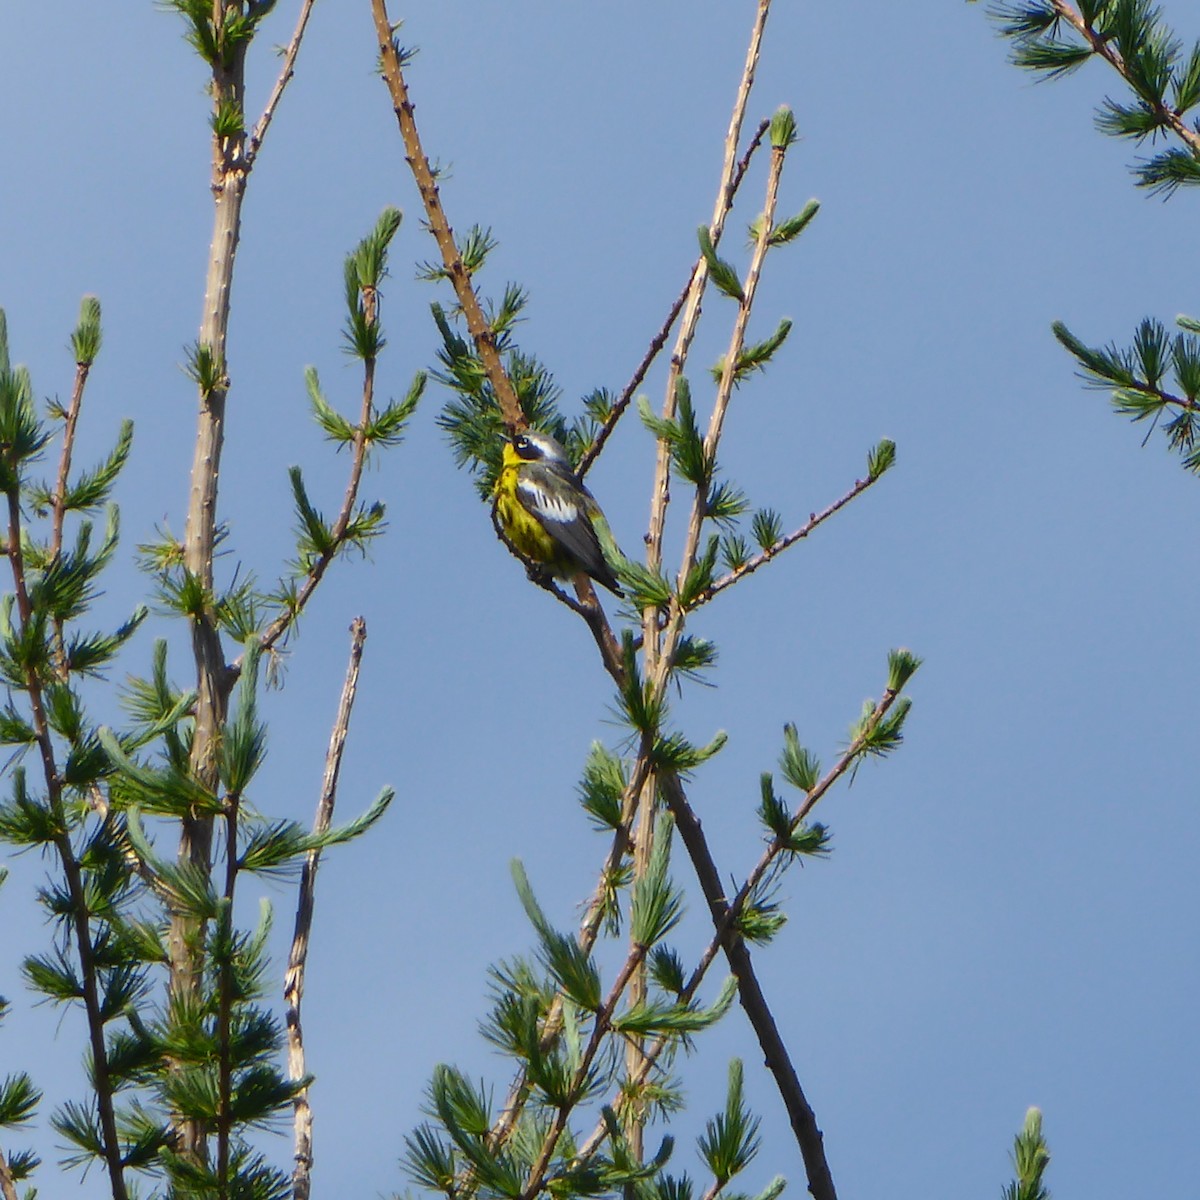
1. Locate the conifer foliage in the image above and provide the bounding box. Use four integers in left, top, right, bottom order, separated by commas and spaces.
370, 3, 922, 1199
0, 4, 1051, 1200
987, 0, 1200, 471
0, 4, 410, 1198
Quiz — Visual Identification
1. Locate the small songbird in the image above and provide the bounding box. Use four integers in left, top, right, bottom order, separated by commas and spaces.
492, 430, 623, 596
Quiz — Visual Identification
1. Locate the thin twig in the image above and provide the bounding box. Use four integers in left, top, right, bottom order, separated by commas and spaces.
643, 0, 772, 641
653, 133, 786, 692
246, 0, 319, 166
372, 0, 523, 428
49, 360, 90, 564
286, 617, 368, 1200
690, 471, 882, 609
258, 289, 380, 656
576, 276, 692, 478
49, 357, 92, 675
576, 122, 768, 481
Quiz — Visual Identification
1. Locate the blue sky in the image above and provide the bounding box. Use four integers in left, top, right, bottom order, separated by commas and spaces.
1, 3, 1197, 1198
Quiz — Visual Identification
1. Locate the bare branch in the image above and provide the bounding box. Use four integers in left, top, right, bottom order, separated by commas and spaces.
246, 0, 319, 166
643, 0, 773, 641
576, 118, 771, 480
691, 471, 883, 609
286, 617, 368, 1200
175, 8, 253, 1159
656, 134, 785, 688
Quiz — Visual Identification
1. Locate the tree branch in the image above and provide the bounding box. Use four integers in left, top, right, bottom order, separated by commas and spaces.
658, 129, 787, 685
1049, 0, 1200, 158
643, 0, 773, 645
520, 946, 649, 1200
246, 0, 319, 166
175, 12, 250, 1158
3, 488, 129, 1200
372, 0, 523, 429
285, 617, 368, 1200
259, 289, 380, 657
657, 770, 837, 1200
576, 118, 771, 480
690, 471, 883, 609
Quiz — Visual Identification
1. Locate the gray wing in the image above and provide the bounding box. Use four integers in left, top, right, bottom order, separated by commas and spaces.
517, 464, 622, 594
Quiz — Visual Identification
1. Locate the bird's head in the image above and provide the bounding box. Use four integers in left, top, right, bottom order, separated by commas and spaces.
505, 430, 570, 469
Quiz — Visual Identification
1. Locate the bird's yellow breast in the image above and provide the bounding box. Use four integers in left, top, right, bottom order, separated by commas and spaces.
493, 454, 558, 564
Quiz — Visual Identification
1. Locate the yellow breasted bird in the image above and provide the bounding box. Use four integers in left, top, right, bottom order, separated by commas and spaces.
492, 431, 623, 596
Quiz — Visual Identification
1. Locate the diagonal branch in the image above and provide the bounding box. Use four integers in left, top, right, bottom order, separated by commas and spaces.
520, 945, 650, 1200
246, 0, 319, 166
577, 118, 771, 479
690, 471, 883, 609
481, 750, 652, 1166
259, 294, 380, 657
1049, 0, 1200, 157
657, 769, 837, 1200
372, 0, 523, 429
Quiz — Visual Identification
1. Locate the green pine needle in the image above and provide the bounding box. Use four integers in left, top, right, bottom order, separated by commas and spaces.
183, 341, 225, 399
750, 508, 782, 551
768, 105, 798, 149
768, 200, 820, 246
698, 1059, 761, 1186
779, 723, 820, 792
577, 742, 627, 831
630, 820, 684, 947
1002, 1107, 1051, 1200
887, 648, 922, 692
867, 438, 897, 481
70, 295, 102, 366
697, 226, 745, 302
511, 861, 602, 1011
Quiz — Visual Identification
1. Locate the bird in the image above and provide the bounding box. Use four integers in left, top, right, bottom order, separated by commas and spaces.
492, 430, 624, 596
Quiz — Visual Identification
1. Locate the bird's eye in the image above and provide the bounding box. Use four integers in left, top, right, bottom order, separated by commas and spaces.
513, 435, 533, 458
